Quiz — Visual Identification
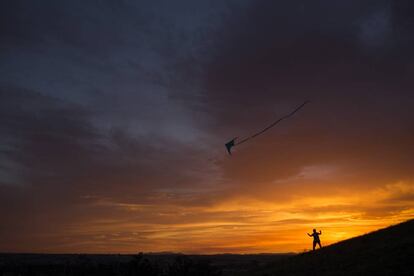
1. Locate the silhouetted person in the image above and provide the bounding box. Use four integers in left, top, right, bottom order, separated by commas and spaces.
307, 229, 322, 250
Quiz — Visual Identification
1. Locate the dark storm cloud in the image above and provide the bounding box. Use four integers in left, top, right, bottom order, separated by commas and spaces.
0, 0, 225, 191
202, 0, 414, 191
206, 0, 414, 107
0, 0, 223, 129
0, 86, 98, 185
1, 0, 160, 54
0, 84, 220, 192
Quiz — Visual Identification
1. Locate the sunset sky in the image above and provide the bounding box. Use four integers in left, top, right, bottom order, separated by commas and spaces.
1, 0, 413, 254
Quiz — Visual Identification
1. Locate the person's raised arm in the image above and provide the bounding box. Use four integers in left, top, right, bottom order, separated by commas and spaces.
307, 233, 312, 237
319, 230, 322, 235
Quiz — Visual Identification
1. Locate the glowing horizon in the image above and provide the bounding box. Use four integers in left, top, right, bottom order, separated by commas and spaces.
3, 180, 412, 254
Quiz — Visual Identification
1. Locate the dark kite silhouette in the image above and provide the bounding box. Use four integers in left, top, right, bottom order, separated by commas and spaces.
225, 100, 309, 155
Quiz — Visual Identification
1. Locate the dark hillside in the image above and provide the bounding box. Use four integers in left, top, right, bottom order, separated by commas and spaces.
258, 219, 414, 276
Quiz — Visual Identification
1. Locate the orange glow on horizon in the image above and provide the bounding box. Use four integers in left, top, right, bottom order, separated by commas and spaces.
11, 180, 412, 254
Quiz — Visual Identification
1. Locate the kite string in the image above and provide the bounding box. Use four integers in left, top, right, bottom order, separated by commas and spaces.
235, 100, 309, 146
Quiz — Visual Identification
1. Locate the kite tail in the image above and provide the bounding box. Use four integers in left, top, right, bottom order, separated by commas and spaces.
235, 100, 309, 146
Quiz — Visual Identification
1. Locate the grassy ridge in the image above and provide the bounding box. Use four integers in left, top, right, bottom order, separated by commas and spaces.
257, 219, 414, 276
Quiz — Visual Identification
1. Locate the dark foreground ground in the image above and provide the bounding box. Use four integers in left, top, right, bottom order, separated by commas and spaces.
0, 253, 289, 276
1, 219, 413, 276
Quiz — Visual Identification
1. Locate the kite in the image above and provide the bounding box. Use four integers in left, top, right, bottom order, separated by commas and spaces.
225, 100, 310, 155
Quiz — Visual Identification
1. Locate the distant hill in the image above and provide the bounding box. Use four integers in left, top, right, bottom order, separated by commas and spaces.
257, 219, 414, 276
